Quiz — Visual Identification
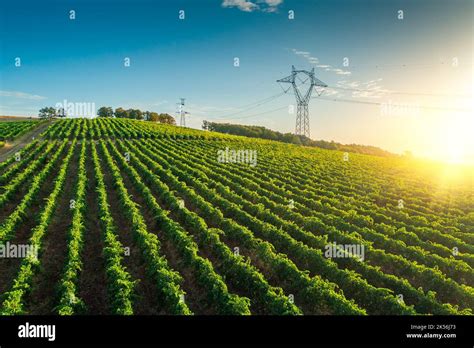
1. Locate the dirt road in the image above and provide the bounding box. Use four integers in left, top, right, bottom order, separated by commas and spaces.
0, 120, 54, 162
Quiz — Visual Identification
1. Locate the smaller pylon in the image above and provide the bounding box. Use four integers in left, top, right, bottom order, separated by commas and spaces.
178, 98, 190, 127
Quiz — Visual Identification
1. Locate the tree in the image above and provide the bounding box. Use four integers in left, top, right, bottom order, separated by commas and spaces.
135, 109, 144, 120
114, 107, 128, 118
148, 112, 160, 122
56, 107, 66, 118
158, 113, 176, 125
109, 106, 176, 124
38, 107, 57, 119
97, 106, 114, 117
127, 109, 143, 120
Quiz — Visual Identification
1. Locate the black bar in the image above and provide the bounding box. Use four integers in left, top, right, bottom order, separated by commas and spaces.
0, 315, 472, 346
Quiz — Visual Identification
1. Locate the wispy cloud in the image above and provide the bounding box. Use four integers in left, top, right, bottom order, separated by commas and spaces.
293, 50, 310, 57
336, 78, 389, 98
322, 88, 340, 97
291, 49, 352, 76
222, 0, 283, 13
150, 100, 168, 107
222, 0, 257, 12
0, 90, 47, 100
111, 100, 172, 114
331, 68, 352, 76
290, 49, 391, 99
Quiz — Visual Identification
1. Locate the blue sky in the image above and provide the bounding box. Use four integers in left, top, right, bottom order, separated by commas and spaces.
0, 0, 472, 161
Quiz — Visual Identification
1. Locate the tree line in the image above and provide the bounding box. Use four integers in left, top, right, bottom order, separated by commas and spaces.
202, 121, 395, 157
97, 107, 175, 125
38, 106, 176, 125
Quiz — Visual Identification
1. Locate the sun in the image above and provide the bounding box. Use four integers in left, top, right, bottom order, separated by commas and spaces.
443, 128, 470, 165
434, 92, 473, 165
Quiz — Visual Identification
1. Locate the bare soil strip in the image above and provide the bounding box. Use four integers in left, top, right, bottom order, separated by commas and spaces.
0, 146, 68, 296
77, 141, 109, 314
98, 145, 163, 315
25, 144, 79, 314
113, 149, 218, 314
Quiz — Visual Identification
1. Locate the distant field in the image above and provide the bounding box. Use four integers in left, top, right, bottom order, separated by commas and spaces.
0, 120, 39, 142
0, 118, 473, 315
0, 116, 38, 121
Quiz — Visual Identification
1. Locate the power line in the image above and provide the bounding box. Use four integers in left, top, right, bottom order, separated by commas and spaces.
206, 92, 286, 120
227, 92, 286, 110
327, 85, 470, 98
206, 92, 471, 124
331, 61, 473, 70
209, 105, 288, 121
204, 74, 471, 123
206, 78, 315, 120
313, 95, 472, 113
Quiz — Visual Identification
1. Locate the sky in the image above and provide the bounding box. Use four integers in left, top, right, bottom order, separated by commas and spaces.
0, 0, 473, 163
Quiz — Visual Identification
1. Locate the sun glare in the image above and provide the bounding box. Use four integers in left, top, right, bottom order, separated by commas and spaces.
431, 100, 473, 166
444, 129, 469, 164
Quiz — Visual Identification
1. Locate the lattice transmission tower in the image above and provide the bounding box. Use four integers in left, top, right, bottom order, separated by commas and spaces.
177, 98, 190, 127
277, 65, 327, 138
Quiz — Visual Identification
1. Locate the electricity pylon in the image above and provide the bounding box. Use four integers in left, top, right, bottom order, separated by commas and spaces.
178, 98, 190, 127
277, 65, 327, 138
